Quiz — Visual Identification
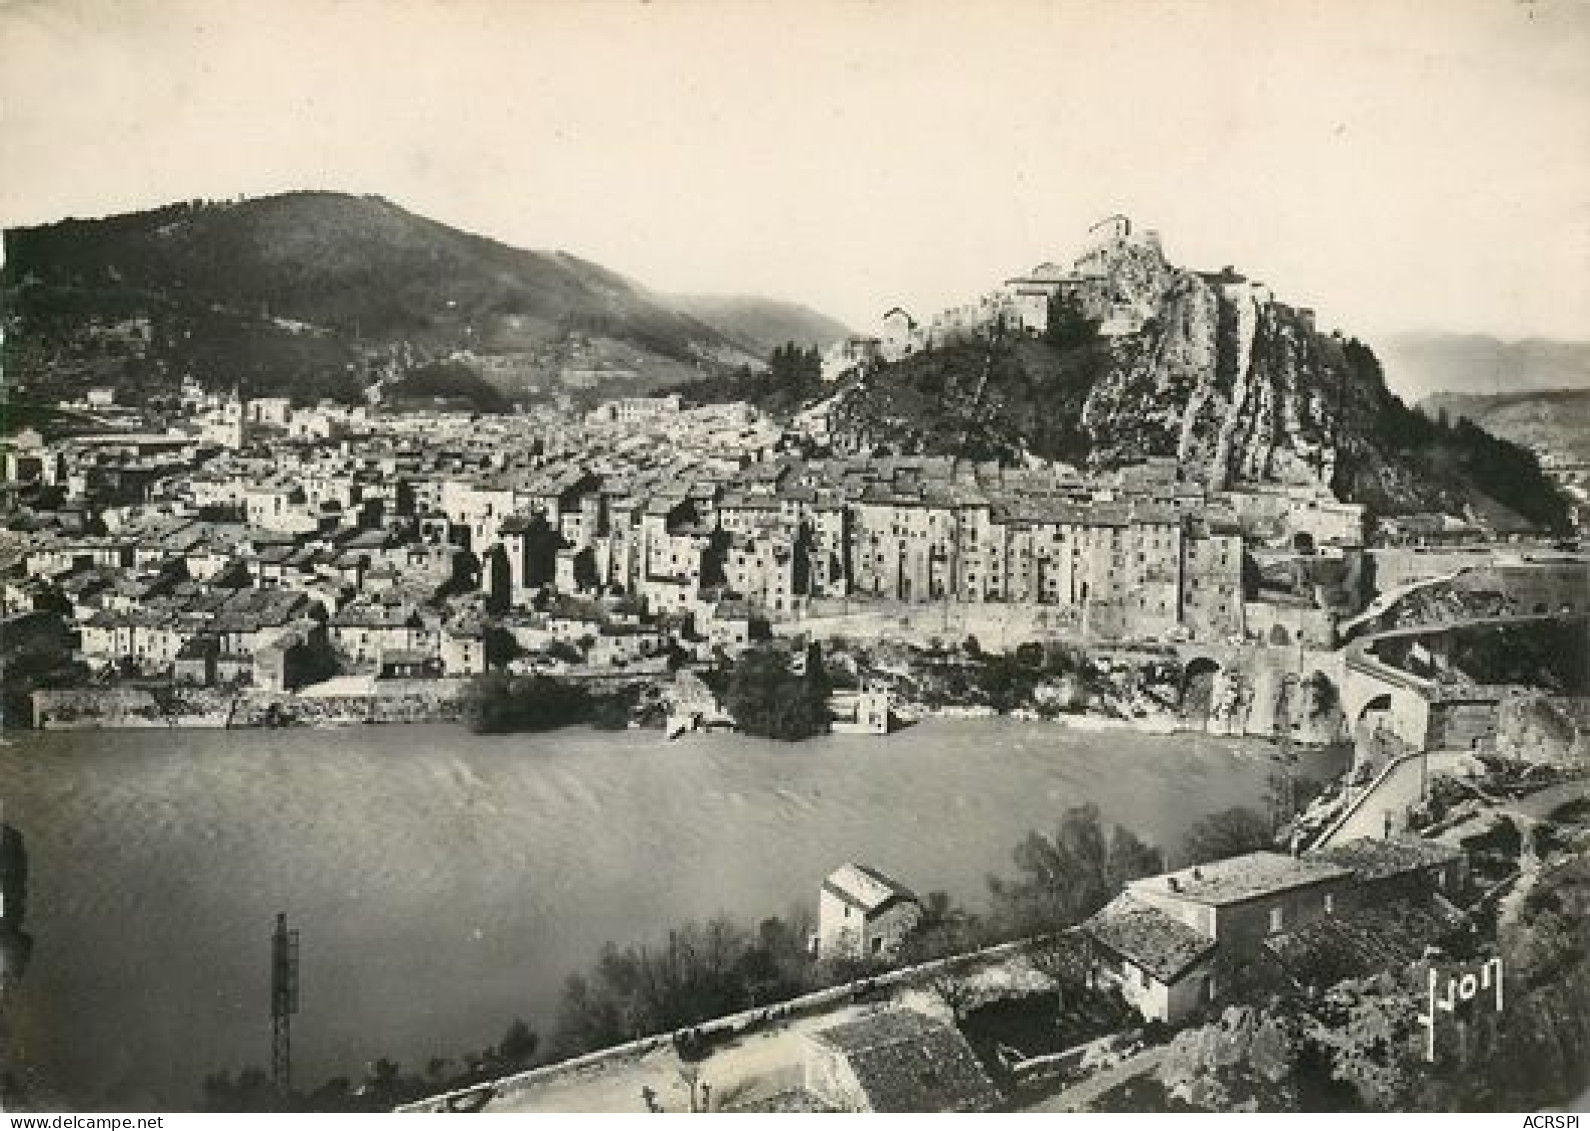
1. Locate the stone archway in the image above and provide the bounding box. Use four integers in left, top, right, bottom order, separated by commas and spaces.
1351, 691, 1397, 775
1180, 656, 1222, 719
1354, 691, 1392, 732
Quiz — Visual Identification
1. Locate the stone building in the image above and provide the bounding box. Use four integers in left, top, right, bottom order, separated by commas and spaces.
816, 862, 922, 961
878, 307, 920, 362
828, 688, 891, 734
1084, 842, 1465, 1024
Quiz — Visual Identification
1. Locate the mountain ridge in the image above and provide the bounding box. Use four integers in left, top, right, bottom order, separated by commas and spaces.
1376, 330, 1590, 402
3, 190, 840, 405
665, 293, 851, 359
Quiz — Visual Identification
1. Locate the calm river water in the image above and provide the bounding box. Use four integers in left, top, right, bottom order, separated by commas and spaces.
0, 719, 1343, 1109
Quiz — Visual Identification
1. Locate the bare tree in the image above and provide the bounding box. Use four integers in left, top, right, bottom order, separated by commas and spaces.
1027, 937, 1090, 1023
925, 970, 977, 1023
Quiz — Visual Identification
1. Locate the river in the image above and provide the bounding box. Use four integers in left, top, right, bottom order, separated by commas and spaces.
0, 719, 1344, 1109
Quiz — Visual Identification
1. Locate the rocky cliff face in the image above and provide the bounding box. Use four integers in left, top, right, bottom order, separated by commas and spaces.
1062, 234, 1564, 525
1079, 238, 1345, 491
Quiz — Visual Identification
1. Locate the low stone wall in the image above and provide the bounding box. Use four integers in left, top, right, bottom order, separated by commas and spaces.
1243, 600, 1335, 649
795, 599, 1078, 650
1009, 1029, 1143, 1087
396, 932, 1063, 1113
31, 687, 232, 729
233, 682, 469, 727
31, 680, 470, 729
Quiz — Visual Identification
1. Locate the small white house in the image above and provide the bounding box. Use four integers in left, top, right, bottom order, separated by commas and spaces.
817, 862, 922, 961
829, 688, 891, 735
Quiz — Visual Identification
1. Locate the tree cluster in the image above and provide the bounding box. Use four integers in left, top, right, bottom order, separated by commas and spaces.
911, 640, 1096, 715
1443, 619, 1587, 693
1179, 806, 1275, 866
987, 802, 1165, 936
201, 1018, 541, 1113
1335, 339, 1570, 533
462, 671, 594, 734
551, 913, 816, 1058
724, 643, 831, 741
388, 360, 510, 413
675, 341, 823, 417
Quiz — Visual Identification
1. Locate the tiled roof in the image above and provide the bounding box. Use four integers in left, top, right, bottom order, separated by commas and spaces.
822, 862, 918, 914
728, 1089, 839, 1113
332, 600, 419, 628
1127, 852, 1352, 907
807, 1009, 1001, 1113
1263, 899, 1458, 989
1309, 837, 1464, 883
1084, 893, 1216, 983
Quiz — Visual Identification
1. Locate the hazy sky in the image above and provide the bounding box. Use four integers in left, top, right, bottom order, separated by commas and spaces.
2, 0, 1587, 340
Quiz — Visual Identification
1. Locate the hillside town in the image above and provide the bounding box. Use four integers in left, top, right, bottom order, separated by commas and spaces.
4, 216, 1588, 1117
8, 217, 1582, 739
5, 0, 1590, 1116
3, 372, 1552, 723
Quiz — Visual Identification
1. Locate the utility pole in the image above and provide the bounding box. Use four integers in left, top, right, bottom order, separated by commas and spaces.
1272, 678, 1299, 839
271, 912, 300, 1094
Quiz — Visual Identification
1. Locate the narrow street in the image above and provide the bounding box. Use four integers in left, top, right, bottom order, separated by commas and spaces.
1021, 1045, 1167, 1112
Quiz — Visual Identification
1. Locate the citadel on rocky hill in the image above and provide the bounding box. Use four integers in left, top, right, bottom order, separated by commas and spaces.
819, 215, 1417, 500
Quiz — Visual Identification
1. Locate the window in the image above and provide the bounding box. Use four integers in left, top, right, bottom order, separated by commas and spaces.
1269, 905, 1284, 933
871, 936, 883, 956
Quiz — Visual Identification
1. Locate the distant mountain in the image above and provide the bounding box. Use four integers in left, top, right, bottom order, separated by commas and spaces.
1419, 388, 1590, 464
2, 191, 765, 405
666, 294, 851, 359
1377, 332, 1590, 402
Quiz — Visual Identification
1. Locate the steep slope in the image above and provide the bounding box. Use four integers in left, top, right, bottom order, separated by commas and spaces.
667, 294, 851, 358
823, 336, 1104, 466
2, 191, 756, 402
1418, 388, 1590, 464
1083, 268, 1343, 489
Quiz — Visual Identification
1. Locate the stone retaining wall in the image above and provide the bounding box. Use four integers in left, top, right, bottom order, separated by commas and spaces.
31, 680, 470, 729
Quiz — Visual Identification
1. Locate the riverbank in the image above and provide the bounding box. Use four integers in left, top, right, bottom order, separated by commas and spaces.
25, 684, 1321, 746
26, 635, 1350, 748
